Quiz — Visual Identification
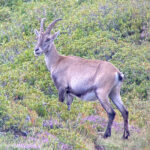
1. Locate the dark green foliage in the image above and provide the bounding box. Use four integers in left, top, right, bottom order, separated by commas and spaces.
36, 104, 47, 117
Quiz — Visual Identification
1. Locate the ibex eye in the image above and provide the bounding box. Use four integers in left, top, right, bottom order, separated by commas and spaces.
45, 38, 50, 42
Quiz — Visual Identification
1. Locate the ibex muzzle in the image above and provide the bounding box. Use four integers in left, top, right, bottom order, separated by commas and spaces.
34, 18, 130, 139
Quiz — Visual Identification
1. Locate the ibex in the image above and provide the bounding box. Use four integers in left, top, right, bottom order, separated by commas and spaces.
34, 18, 130, 139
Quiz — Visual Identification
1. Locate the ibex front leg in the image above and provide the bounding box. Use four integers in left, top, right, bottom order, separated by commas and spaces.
58, 88, 66, 102
66, 94, 74, 111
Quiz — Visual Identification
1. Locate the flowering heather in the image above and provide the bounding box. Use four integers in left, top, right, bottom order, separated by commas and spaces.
43, 119, 62, 129
13, 143, 41, 149
58, 142, 73, 150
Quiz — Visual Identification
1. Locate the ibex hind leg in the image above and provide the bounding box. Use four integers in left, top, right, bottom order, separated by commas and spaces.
109, 88, 130, 139
96, 89, 116, 138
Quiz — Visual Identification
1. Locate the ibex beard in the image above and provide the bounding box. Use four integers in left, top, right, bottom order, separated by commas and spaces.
34, 18, 130, 139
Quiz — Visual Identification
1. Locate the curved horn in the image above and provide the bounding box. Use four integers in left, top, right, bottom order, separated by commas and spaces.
40, 18, 46, 33
45, 18, 62, 34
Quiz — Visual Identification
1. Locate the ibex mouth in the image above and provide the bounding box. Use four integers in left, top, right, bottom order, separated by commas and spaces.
34, 51, 41, 56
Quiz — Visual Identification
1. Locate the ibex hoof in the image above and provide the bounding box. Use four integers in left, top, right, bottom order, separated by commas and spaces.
67, 106, 70, 111
103, 131, 111, 138
122, 130, 130, 139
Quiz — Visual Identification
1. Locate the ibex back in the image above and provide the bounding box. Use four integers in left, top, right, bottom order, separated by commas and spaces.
34, 18, 130, 139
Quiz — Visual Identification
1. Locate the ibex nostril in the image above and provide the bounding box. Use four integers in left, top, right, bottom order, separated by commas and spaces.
35, 48, 39, 52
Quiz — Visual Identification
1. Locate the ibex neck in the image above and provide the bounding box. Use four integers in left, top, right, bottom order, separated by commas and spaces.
44, 43, 61, 72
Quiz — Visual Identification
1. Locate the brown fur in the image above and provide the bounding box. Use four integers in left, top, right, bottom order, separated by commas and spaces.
34, 18, 130, 139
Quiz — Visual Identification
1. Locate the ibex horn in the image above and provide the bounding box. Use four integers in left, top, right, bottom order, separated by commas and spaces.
40, 18, 46, 33
45, 18, 62, 34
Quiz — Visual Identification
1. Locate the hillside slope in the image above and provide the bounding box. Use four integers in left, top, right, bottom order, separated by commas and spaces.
0, 0, 150, 149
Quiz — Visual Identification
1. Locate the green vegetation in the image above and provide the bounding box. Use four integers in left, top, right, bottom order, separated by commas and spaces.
0, 0, 150, 149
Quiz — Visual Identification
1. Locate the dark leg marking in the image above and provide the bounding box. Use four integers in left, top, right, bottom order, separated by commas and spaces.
58, 88, 65, 102
122, 110, 130, 139
103, 110, 116, 138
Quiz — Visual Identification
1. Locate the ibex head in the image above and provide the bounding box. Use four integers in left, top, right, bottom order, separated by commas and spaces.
34, 18, 62, 56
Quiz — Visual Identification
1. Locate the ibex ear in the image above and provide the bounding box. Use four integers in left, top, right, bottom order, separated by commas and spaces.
51, 31, 60, 41
34, 29, 39, 37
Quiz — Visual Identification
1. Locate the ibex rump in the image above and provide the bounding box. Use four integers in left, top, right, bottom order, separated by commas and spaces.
34, 18, 130, 139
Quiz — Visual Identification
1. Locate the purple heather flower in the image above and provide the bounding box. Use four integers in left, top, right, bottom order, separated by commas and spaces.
59, 142, 73, 150
43, 119, 62, 129
15, 143, 41, 149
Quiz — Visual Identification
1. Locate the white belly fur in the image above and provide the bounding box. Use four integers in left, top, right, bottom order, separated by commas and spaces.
80, 91, 97, 101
